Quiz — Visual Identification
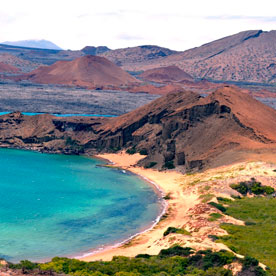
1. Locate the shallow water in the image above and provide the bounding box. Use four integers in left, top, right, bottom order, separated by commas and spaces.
0, 149, 162, 262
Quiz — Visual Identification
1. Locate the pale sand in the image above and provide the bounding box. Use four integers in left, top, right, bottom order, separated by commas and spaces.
80, 152, 201, 261
79, 152, 276, 263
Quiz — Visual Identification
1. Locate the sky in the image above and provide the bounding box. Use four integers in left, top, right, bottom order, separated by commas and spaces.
0, 0, 275, 51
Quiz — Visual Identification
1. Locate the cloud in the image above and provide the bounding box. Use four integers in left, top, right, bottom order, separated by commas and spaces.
116, 33, 144, 41
205, 15, 276, 22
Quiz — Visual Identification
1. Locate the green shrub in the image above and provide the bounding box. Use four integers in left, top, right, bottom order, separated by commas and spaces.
158, 245, 193, 257
144, 162, 157, 169
230, 182, 248, 195
163, 161, 175, 169
139, 148, 148, 155
208, 202, 226, 213
163, 193, 171, 200
163, 227, 190, 236
263, 186, 275, 195
230, 178, 275, 196
126, 147, 136, 154
208, 234, 219, 241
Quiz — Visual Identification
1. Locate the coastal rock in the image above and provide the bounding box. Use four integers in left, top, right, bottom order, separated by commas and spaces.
0, 86, 276, 172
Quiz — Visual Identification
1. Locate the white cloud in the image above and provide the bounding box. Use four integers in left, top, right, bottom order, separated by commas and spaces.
0, 0, 275, 51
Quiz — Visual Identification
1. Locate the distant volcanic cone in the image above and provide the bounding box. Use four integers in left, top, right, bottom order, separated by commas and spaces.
24, 55, 139, 88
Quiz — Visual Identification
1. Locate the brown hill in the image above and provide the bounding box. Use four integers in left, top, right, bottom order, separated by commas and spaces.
96, 86, 276, 170
103, 30, 276, 84
139, 65, 194, 83
0, 53, 39, 72
0, 61, 20, 73
0, 86, 275, 171
22, 55, 139, 88
99, 45, 177, 67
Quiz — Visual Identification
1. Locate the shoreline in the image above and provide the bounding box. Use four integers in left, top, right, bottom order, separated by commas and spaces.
77, 153, 276, 263
78, 151, 200, 262
73, 153, 169, 260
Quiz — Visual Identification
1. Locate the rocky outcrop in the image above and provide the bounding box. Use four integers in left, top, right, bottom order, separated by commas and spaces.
0, 86, 276, 172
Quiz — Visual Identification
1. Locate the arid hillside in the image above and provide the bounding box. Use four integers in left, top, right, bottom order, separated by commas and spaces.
0, 61, 20, 73
0, 86, 275, 172
103, 30, 276, 84
139, 65, 194, 83
99, 45, 178, 67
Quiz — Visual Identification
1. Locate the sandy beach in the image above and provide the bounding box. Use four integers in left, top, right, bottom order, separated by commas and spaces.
80, 151, 197, 261
78, 152, 276, 262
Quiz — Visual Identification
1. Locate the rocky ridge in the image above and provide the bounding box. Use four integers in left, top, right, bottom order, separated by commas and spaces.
0, 86, 275, 172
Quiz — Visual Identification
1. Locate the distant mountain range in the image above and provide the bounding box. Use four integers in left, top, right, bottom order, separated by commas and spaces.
0, 30, 275, 84
103, 30, 276, 84
1, 39, 62, 50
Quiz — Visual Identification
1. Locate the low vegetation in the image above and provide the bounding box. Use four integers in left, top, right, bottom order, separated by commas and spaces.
208, 213, 223, 222
199, 193, 215, 203
7, 246, 267, 275
230, 178, 275, 196
163, 227, 191, 236
144, 162, 157, 169
218, 197, 276, 273
208, 202, 226, 213
126, 147, 136, 155
163, 161, 175, 170
139, 148, 148, 155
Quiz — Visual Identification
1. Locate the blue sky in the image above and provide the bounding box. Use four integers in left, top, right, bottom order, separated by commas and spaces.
0, 0, 275, 50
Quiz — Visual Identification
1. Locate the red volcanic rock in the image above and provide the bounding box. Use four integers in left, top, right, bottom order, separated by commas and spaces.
23, 55, 139, 88
0, 61, 20, 73
139, 65, 194, 83
0, 86, 276, 171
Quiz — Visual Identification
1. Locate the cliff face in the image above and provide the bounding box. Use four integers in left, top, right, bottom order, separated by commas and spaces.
0, 86, 276, 171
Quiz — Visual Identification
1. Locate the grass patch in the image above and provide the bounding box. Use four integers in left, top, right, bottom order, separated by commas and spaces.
217, 197, 232, 203
189, 179, 201, 186
218, 197, 276, 272
199, 185, 211, 193
199, 193, 215, 203
208, 212, 223, 222
163, 227, 191, 236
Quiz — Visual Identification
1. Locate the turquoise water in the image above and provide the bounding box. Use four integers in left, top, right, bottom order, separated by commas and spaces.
0, 149, 162, 262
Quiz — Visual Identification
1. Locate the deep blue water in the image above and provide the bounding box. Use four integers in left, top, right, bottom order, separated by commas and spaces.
0, 149, 162, 262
